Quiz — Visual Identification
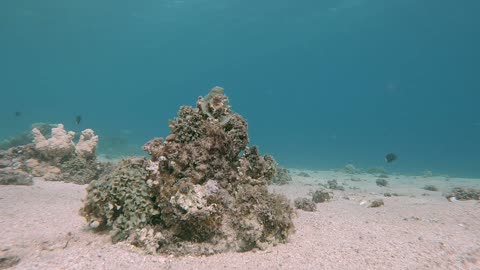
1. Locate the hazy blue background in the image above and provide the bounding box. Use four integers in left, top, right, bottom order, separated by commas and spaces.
1, 0, 479, 177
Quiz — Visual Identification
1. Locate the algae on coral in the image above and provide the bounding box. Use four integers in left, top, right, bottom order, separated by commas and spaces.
80, 158, 159, 242
81, 87, 295, 255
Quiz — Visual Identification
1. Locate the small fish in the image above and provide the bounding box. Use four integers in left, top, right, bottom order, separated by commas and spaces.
14, 111, 21, 117
385, 153, 397, 163
75, 115, 82, 125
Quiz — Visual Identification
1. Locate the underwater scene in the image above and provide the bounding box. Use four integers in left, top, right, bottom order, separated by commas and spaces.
1, 0, 479, 269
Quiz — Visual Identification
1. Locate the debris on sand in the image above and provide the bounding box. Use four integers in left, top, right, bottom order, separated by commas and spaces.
0, 166, 33, 185
337, 164, 362, 174
376, 178, 388, 187
297, 171, 311, 177
369, 199, 385, 208
294, 198, 317, 212
366, 167, 389, 176
423, 185, 438, 192
327, 179, 345, 191
0, 254, 20, 269
311, 189, 333, 203
446, 187, 480, 201
272, 166, 292, 185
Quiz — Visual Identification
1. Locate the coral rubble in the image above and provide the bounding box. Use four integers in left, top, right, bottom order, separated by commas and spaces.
0, 146, 35, 185
327, 179, 345, 191
0, 169, 33, 185
0, 255, 21, 269
423, 185, 438, 192
366, 167, 388, 176
369, 199, 384, 208
271, 166, 292, 185
375, 178, 388, 187
446, 187, 480, 201
337, 164, 362, 174
297, 172, 311, 177
0, 123, 57, 150
81, 87, 295, 255
294, 198, 317, 211
312, 189, 333, 203
0, 124, 109, 185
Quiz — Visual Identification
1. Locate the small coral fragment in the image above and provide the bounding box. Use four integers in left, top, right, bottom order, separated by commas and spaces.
376, 178, 388, 187
369, 199, 384, 208
272, 166, 292, 185
297, 172, 310, 177
327, 179, 345, 191
422, 184, 438, 191
312, 189, 333, 203
446, 187, 480, 201
294, 198, 317, 211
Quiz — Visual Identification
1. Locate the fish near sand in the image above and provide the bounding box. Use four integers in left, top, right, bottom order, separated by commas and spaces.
75, 115, 82, 125
385, 153, 397, 163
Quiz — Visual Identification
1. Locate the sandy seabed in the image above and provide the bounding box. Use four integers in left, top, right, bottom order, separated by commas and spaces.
1, 170, 480, 270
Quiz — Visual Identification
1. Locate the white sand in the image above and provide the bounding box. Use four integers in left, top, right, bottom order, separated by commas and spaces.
1, 171, 480, 270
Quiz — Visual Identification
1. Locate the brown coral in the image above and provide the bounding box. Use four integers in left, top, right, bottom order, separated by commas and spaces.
81, 87, 295, 255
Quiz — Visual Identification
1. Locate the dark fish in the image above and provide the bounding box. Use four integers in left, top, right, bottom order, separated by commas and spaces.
75, 115, 82, 125
14, 111, 21, 117
385, 153, 397, 163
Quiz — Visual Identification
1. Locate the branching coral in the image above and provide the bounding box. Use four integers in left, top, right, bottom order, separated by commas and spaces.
81, 87, 295, 255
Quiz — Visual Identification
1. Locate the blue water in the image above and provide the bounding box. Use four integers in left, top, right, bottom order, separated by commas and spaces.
1, 0, 479, 177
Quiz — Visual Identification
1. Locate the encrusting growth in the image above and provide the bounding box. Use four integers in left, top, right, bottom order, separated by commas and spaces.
81, 87, 295, 255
